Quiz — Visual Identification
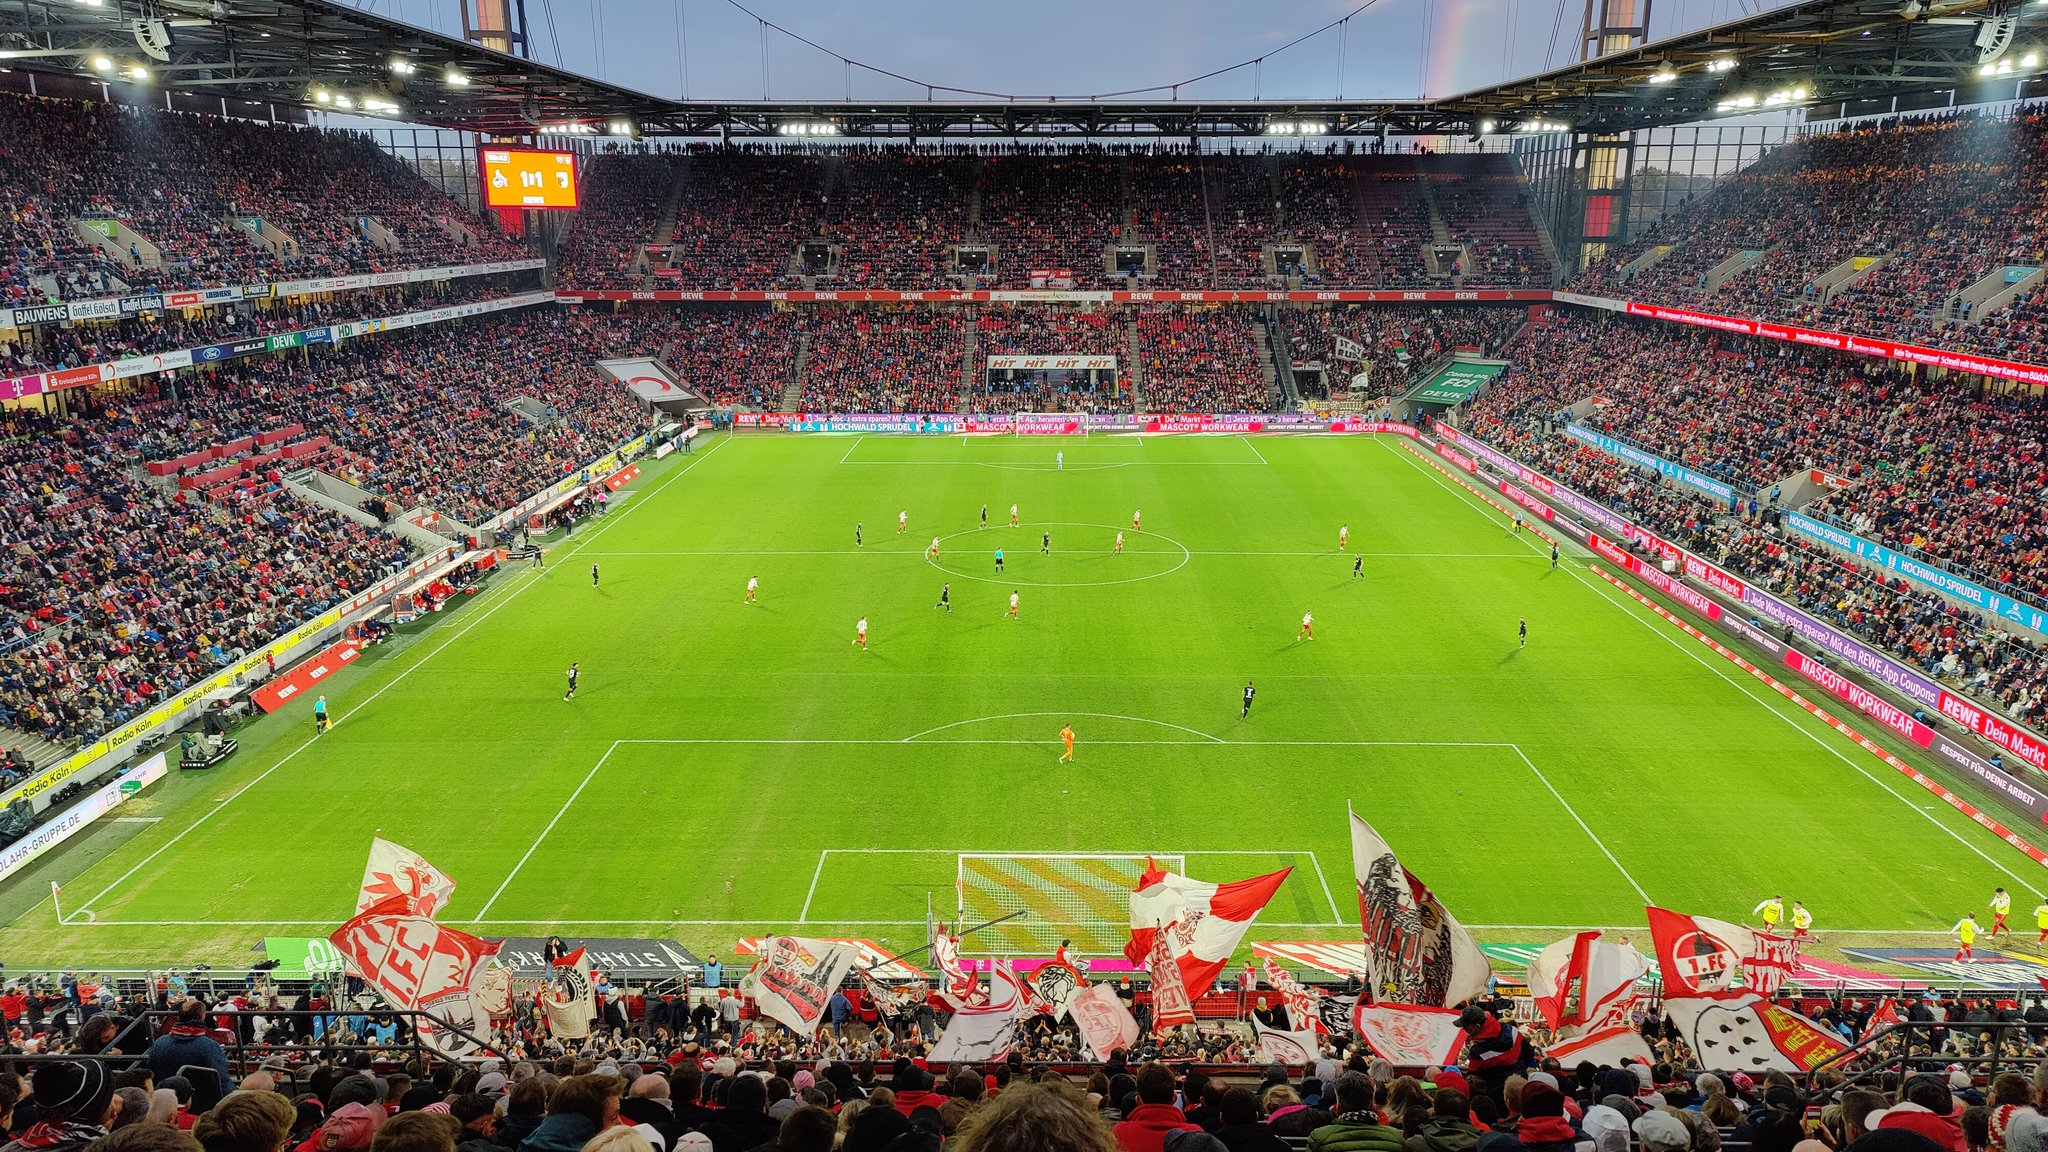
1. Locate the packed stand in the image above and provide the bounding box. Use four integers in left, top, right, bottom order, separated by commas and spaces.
973, 306, 1133, 413
667, 151, 820, 290
662, 308, 805, 409
1475, 313, 2048, 603
1125, 158, 1211, 287
799, 310, 964, 413
0, 94, 525, 303
1281, 304, 1526, 396
0, 400, 412, 745
977, 155, 1122, 289
1278, 158, 1434, 288
1134, 307, 1273, 412
556, 155, 679, 289
1572, 109, 2048, 360
1205, 155, 1280, 288
1469, 314, 2048, 731
1428, 156, 1554, 286
822, 152, 973, 289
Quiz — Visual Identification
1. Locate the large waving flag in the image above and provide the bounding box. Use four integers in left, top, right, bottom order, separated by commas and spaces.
1352, 1002, 1467, 1065
1145, 925, 1196, 1034
1546, 1025, 1654, 1067
542, 947, 597, 1040
929, 960, 1025, 1063
1069, 983, 1140, 1061
1647, 906, 1797, 996
932, 934, 985, 1009
1663, 992, 1846, 1072
1254, 1020, 1323, 1065
1351, 812, 1491, 1006
329, 895, 502, 1055
742, 936, 859, 1038
1124, 859, 1292, 1001
357, 837, 456, 916
1263, 958, 1324, 1033
1526, 931, 1652, 1031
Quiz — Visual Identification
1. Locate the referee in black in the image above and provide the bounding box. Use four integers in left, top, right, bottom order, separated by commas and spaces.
564, 661, 580, 701
1240, 680, 1256, 721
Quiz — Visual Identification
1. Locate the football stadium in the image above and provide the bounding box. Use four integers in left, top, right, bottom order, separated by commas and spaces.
3, 0, 2048, 1143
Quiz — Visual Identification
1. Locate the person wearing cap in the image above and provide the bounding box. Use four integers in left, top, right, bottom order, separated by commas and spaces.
1631, 1111, 1691, 1152
1866, 1076, 1964, 1151
0, 1060, 119, 1152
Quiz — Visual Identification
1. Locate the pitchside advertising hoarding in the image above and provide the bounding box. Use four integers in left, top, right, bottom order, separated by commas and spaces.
1782, 511, 2048, 636
0, 752, 168, 884
764, 412, 1421, 435
1448, 425, 2048, 825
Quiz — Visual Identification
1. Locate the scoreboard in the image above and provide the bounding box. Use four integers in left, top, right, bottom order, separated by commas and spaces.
481, 148, 580, 210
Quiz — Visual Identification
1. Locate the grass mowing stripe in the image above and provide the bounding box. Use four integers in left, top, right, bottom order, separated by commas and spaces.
69, 436, 734, 920
1379, 436, 2043, 891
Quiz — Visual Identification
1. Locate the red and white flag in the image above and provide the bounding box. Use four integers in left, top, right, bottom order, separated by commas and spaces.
1647, 906, 1797, 996
329, 895, 502, 1052
1663, 992, 1846, 1072
1146, 924, 1196, 1034
356, 837, 456, 917
1526, 931, 1651, 1031
741, 936, 859, 1039
1861, 998, 1901, 1042
1125, 858, 1292, 1001
1069, 983, 1141, 1061
1352, 1002, 1467, 1066
1254, 1020, 1323, 1065
1351, 813, 1492, 1006
928, 960, 1023, 1064
932, 934, 985, 1010
1545, 1024, 1654, 1067
1263, 958, 1324, 1033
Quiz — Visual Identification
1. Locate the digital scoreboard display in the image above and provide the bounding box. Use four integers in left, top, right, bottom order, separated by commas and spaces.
481, 148, 580, 210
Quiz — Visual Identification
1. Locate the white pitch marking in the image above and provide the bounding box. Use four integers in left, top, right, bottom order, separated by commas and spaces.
838, 435, 866, 464
1239, 434, 1270, 464
1381, 437, 2042, 891
64, 437, 735, 922
471, 741, 622, 921
900, 712, 1226, 743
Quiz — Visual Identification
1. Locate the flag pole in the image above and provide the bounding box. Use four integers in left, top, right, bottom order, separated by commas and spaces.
50, 882, 63, 925
859, 909, 1030, 977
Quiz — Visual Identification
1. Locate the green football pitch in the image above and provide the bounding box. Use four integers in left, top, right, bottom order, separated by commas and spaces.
0, 430, 2035, 968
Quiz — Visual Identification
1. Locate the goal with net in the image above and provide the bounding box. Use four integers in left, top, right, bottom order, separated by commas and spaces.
956, 853, 1181, 954
1011, 413, 1090, 435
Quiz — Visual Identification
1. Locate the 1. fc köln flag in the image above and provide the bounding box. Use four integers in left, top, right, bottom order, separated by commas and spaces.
1351, 813, 1491, 1006
928, 960, 1024, 1064
329, 895, 502, 1048
1525, 931, 1651, 1031
1352, 1002, 1467, 1066
1647, 906, 1797, 996
1069, 983, 1141, 1061
1146, 925, 1196, 1034
356, 837, 457, 917
1124, 859, 1291, 1001
1662, 993, 1847, 1072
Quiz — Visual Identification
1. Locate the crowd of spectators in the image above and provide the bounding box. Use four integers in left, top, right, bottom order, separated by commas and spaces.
0, 305, 659, 744
1277, 160, 1435, 288
1571, 109, 2048, 360
0, 275, 536, 378
1467, 313, 2048, 731
0, 94, 525, 304
1427, 156, 1553, 287
1280, 305, 1526, 398
661, 309, 806, 410
557, 156, 679, 290
1134, 307, 1274, 412
822, 153, 974, 289
800, 310, 964, 413
973, 306, 1133, 413
666, 153, 820, 290
977, 155, 1122, 289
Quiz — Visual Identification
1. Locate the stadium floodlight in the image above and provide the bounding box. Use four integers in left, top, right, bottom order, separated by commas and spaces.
1266, 121, 1329, 135
1648, 67, 1678, 83
444, 70, 470, 86
333, 95, 354, 109
126, 64, 149, 81
390, 58, 417, 75
1479, 119, 1497, 134
88, 54, 112, 72
778, 121, 840, 135
311, 87, 331, 103
1706, 56, 1737, 72
2026, 52, 2041, 67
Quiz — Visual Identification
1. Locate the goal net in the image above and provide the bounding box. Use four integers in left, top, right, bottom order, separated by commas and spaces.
1010, 412, 1091, 436
956, 853, 1182, 954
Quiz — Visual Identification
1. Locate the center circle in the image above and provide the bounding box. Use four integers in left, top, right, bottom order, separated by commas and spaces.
925, 521, 1190, 588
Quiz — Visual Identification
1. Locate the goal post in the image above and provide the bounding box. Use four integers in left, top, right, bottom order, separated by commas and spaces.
956, 853, 1183, 954
1010, 412, 1090, 435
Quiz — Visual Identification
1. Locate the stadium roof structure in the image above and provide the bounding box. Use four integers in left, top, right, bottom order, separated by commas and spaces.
0, 0, 2041, 137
